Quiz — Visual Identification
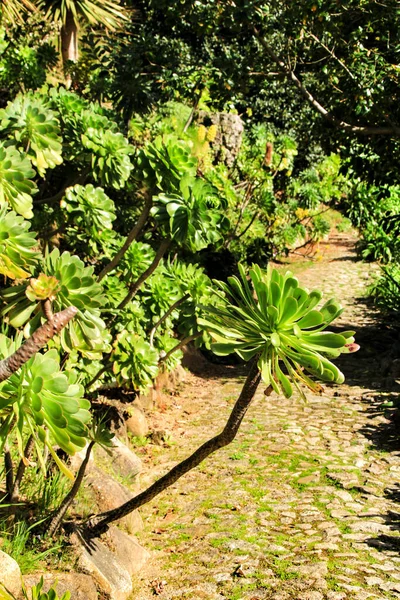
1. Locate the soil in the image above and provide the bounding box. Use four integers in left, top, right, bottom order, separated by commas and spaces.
129, 231, 400, 600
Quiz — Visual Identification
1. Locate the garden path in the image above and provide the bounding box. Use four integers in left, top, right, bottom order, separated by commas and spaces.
130, 232, 400, 600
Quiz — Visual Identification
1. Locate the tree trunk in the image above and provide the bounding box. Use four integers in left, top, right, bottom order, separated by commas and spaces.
0, 306, 77, 383
61, 9, 79, 87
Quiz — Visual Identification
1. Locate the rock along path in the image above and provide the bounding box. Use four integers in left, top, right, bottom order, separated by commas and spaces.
130, 233, 400, 600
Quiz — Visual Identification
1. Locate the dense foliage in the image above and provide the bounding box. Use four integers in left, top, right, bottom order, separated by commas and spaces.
0, 0, 396, 576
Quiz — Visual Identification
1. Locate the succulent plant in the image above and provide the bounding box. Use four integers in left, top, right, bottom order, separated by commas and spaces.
164, 260, 215, 338
199, 265, 358, 398
62, 184, 116, 238
102, 275, 129, 309
138, 135, 197, 192
81, 121, 133, 189
26, 273, 61, 302
0, 335, 91, 477
112, 332, 159, 392
0, 93, 63, 176
1, 249, 110, 358
151, 176, 229, 251
154, 332, 183, 372
142, 270, 180, 322
166, 260, 211, 300
50, 86, 87, 123
119, 240, 155, 281
0, 142, 37, 218
0, 206, 39, 279
113, 300, 147, 335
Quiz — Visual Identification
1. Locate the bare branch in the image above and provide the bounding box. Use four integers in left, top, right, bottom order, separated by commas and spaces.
84, 357, 262, 537
0, 306, 78, 383
307, 31, 355, 81
97, 190, 153, 282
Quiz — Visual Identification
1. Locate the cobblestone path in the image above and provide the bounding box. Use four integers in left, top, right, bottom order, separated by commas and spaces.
131, 233, 400, 600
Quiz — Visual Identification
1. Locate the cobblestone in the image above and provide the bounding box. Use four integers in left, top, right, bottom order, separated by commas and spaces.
130, 233, 400, 599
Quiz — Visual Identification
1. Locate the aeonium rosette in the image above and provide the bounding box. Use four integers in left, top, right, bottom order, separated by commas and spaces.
199, 264, 359, 398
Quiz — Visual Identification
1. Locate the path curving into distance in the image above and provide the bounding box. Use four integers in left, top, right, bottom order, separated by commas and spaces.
130, 232, 400, 600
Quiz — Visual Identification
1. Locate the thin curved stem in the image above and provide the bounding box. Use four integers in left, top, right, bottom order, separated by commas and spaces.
117, 239, 171, 312
4, 444, 13, 503
159, 332, 202, 364
83, 357, 262, 538
98, 191, 153, 282
149, 294, 190, 347
11, 435, 34, 501
86, 362, 113, 390
47, 441, 95, 538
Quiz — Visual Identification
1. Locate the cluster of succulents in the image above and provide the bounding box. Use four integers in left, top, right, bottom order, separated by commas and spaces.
112, 332, 159, 392
1, 249, 110, 358
0, 336, 90, 471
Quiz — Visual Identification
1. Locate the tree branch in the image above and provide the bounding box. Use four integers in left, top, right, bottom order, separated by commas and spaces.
34, 169, 89, 205
11, 435, 34, 501
253, 27, 400, 137
159, 332, 202, 365
97, 190, 153, 282
83, 357, 263, 537
148, 294, 190, 347
4, 443, 14, 502
86, 362, 113, 390
229, 210, 260, 247
306, 31, 355, 81
116, 239, 171, 312
0, 306, 78, 383
46, 441, 95, 537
